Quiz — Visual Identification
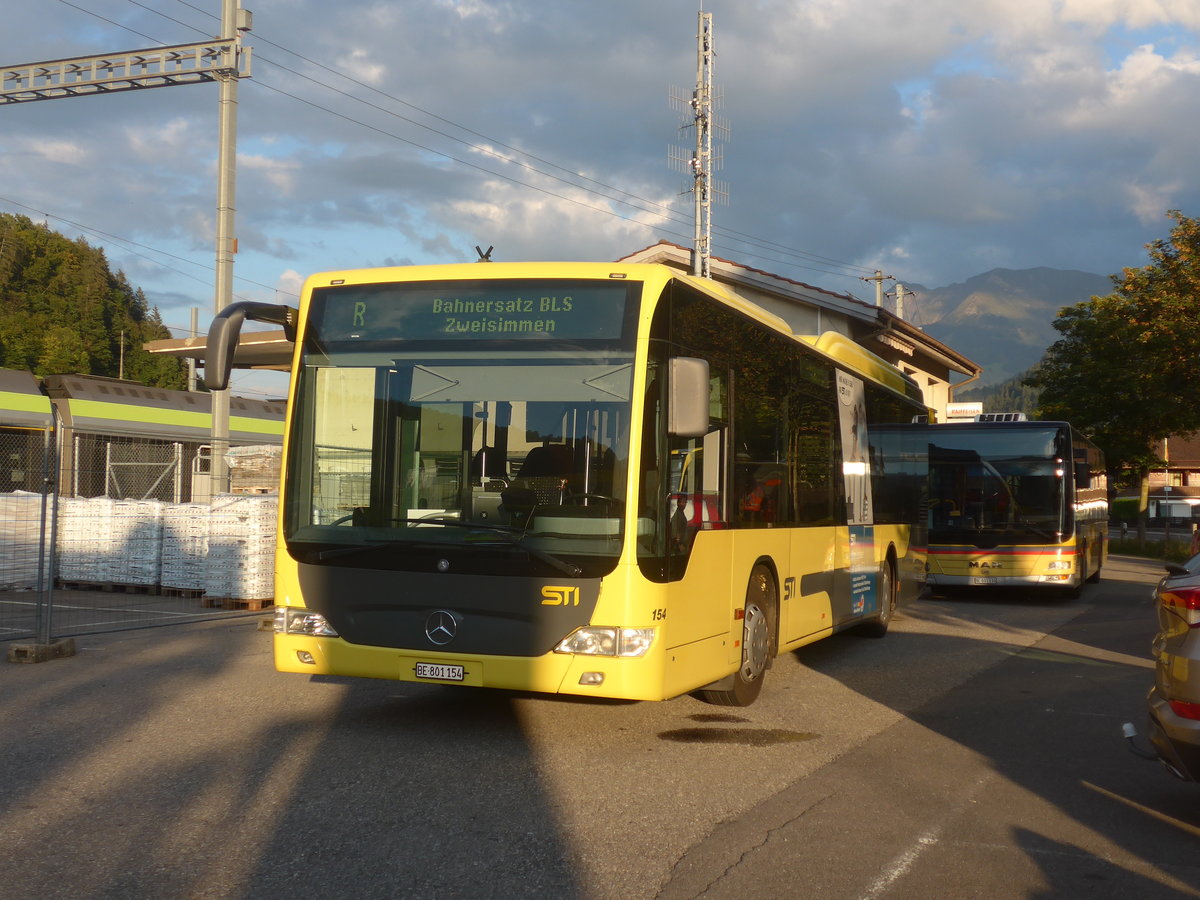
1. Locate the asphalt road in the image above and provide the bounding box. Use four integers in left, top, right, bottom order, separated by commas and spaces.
1, 555, 1196, 899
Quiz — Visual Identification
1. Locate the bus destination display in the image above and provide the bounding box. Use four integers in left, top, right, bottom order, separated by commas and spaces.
311, 280, 634, 343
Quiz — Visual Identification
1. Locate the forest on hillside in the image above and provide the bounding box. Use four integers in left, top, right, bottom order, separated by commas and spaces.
0, 213, 186, 387
956, 368, 1041, 416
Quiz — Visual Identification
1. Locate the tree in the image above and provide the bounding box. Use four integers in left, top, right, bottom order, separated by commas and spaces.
956, 368, 1041, 416
0, 213, 186, 387
1030, 210, 1200, 534
37, 325, 91, 375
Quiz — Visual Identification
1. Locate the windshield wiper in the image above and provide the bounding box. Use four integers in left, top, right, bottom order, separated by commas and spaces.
1017, 522, 1059, 542
314, 518, 583, 576
1002, 507, 1061, 542
315, 539, 461, 561
468, 528, 584, 577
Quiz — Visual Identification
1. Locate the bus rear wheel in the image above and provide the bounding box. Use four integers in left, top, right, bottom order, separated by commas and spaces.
697, 564, 776, 707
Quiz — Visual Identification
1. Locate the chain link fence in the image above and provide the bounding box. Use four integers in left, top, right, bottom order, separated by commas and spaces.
1, 422, 280, 646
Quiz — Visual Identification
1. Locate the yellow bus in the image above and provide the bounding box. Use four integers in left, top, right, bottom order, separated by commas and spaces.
925, 416, 1108, 596
206, 262, 929, 705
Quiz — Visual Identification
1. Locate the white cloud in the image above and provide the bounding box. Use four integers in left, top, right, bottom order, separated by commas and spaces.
1125, 179, 1187, 223
125, 118, 200, 162
276, 269, 305, 297
336, 48, 386, 85
1060, 0, 1200, 29
8, 137, 92, 167
1110, 42, 1200, 100
3, 0, 1200, 309
240, 154, 301, 195
435, 0, 506, 23
438, 174, 673, 264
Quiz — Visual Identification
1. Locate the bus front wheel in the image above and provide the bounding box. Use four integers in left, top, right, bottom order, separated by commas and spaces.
696, 564, 776, 707
856, 555, 897, 638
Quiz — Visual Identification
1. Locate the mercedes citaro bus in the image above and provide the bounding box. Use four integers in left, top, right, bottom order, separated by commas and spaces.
206, 262, 930, 705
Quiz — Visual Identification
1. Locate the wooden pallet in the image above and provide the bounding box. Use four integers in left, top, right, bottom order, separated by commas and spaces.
201, 595, 274, 611
57, 580, 158, 595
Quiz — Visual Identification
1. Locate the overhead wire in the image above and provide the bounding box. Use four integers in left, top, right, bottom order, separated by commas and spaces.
241, 33, 881, 280
182, 1, 881, 280
45, 0, 884, 286
0, 196, 298, 300
155, 0, 884, 281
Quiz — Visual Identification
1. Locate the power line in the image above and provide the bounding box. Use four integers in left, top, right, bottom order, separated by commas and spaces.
47, 0, 883, 283
127, 0, 694, 220
55, 0, 165, 44
62, 2, 700, 244
0, 195, 298, 300
156, 0, 883, 280
241, 70, 877, 280
238, 34, 880, 279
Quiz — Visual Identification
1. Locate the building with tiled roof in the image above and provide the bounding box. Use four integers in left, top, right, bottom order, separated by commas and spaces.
617, 241, 981, 418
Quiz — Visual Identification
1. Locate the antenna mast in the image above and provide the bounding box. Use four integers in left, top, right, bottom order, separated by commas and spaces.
671, 10, 726, 279
692, 12, 715, 277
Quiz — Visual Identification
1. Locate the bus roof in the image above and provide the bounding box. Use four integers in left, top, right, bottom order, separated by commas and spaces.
299, 261, 927, 408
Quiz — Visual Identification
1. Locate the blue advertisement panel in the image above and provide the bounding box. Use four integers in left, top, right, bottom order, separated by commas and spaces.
848, 524, 878, 616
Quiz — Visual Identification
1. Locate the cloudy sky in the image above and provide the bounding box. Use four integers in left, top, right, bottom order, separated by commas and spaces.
3, 0, 1199, 396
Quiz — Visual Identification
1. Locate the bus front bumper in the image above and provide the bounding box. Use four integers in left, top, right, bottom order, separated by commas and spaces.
274, 633, 672, 701
926, 572, 1080, 589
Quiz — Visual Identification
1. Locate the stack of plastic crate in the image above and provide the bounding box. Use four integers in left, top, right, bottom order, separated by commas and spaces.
205, 493, 277, 604
56, 496, 112, 584
160, 502, 209, 594
0, 491, 49, 590
108, 499, 164, 587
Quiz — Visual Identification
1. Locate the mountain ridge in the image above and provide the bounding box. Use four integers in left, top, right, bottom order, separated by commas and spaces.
905, 266, 1114, 386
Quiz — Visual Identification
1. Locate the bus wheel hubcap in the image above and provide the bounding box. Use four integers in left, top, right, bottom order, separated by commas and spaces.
742, 601, 769, 681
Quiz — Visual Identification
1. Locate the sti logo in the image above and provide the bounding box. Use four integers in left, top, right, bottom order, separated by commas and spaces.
968, 561, 1003, 570
541, 586, 580, 606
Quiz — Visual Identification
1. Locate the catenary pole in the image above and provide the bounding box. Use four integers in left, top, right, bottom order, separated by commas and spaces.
1, 2, 251, 496
210, 0, 245, 494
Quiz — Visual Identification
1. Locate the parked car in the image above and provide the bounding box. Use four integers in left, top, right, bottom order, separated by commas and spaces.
1147, 554, 1200, 781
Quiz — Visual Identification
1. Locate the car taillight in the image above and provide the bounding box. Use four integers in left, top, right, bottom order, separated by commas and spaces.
1168, 699, 1200, 721
1160, 586, 1200, 627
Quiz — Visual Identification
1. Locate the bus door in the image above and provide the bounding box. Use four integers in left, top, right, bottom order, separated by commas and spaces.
781, 390, 841, 643
663, 368, 732, 651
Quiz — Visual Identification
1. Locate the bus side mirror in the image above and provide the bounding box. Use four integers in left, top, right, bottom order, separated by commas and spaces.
204, 301, 298, 391
668, 357, 709, 438
205, 308, 244, 392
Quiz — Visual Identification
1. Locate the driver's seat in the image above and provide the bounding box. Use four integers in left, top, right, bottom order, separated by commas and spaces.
501, 443, 574, 520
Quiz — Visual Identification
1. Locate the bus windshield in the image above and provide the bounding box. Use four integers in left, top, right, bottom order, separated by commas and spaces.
929, 425, 1066, 543
283, 279, 639, 577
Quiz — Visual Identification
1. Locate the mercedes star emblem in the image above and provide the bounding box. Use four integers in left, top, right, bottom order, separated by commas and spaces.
425, 609, 459, 646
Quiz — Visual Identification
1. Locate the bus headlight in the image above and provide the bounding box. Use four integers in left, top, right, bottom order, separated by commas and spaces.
275, 607, 339, 637
555, 627, 655, 657
1046, 560, 1073, 571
